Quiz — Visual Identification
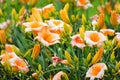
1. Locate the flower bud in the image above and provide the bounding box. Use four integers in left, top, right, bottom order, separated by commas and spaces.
32, 44, 40, 60
0, 29, 6, 44
91, 47, 104, 64
110, 11, 118, 26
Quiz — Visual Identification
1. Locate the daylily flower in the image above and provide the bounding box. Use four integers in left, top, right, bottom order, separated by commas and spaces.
85, 31, 107, 47
46, 20, 64, 34
100, 29, 115, 36
0, 44, 29, 73
23, 21, 48, 33
35, 26, 60, 46
75, 0, 92, 9
41, 4, 55, 19
71, 34, 85, 48
86, 63, 107, 80
9, 57, 29, 73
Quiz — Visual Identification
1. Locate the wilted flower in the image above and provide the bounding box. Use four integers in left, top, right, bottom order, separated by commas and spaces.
114, 2, 120, 12
52, 54, 70, 66
0, 29, 6, 44
35, 26, 60, 46
85, 31, 107, 47
75, 0, 92, 9
53, 71, 68, 80
91, 14, 98, 27
32, 73, 39, 80
86, 63, 107, 80
116, 32, 120, 41
100, 29, 115, 36
52, 54, 62, 66
71, 34, 85, 48
0, 20, 11, 29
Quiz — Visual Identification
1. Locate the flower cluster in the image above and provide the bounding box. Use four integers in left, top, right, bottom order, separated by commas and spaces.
0, 0, 120, 80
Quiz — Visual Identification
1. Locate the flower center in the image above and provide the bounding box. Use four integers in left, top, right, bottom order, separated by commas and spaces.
91, 65, 101, 76
74, 36, 84, 44
15, 59, 26, 68
90, 33, 100, 42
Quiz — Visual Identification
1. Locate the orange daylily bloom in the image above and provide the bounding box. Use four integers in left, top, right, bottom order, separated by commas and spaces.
76, 0, 92, 9
46, 20, 64, 34
85, 31, 107, 47
100, 29, 115, 36
71, 34, 85, 48
9, 57, 29, 73
0, 44, 29, 73
23, 21, 48, 33
35, 26, 60, 46
41, 4, 55, 19
86, 63, 107, 80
